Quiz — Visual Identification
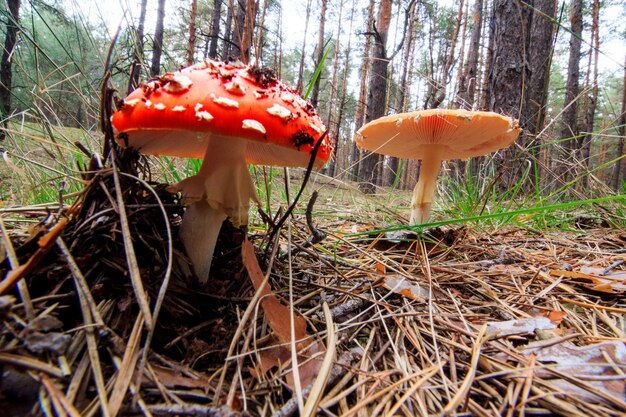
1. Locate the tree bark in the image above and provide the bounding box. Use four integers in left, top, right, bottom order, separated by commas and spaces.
522, 0, 557, 135
357, 0, 393, 193
326, 0, 346, 177
520, 0, 557, 190
129, 0, 147, 92
479, 0, 496, 110
0, 0, 21, 142
186, 0, 198, 66
150, 0, 166, 76
612, 52, 626, 191
387, 1, 417, 186
254, 0, 270, 64
487, 0, 531, 187
310, 0, 328, 107
558, 0, 583, 184
236, 0, 257, 64
430, 0, 464, 109
580, 0, 599, 186
222, 1, 234, 59
208, 0, 222, 59
350, 0, 375, 180
296, 0, 313, 93
456, 0, 483, 109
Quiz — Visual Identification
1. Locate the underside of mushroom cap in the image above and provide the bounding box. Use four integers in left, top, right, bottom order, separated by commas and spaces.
355, 109, 521, 160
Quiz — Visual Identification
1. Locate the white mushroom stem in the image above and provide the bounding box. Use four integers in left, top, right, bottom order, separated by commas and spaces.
174, 135, 259, 283
409, 145, 445, 225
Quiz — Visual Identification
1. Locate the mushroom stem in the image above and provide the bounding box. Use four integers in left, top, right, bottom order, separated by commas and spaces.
409, 145, 445, 224
179, 200, 227, 282
176, 135, 259, 283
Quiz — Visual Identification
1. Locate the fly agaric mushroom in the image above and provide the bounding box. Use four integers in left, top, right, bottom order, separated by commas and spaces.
356, 109, 520, 224
111, 60, 331, 282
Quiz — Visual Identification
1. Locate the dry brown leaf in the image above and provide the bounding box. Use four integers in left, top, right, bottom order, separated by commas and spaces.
549, 268, 626, 294
374, 262, 386, 275
382, 274, 429, 301
541, 310, 567, 325
151, 366, 210, 391
485, 317, 555, 338
242, 239, 328, 391
520, 340, 626, 404
242, 239, 307, 345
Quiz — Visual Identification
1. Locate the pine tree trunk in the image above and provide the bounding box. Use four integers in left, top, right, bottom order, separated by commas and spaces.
580, 0, 599, 186
310, 0, 328, 107
129, 0, 147, 92
186, 0, 198, 66
327, 0, 347, 178
231, 1, 246, 61
387, 1, 416, 186
558, 0, 583, 184
357, 0, 393, 193
296, 0, 313, 93
254, 0, 270, 64
523, 0, 557, 134
479, 0, 496, 110
457, 0, 483, 109
208, 0, 222, 59
487, 0, 531, 187
150, 0, 166, 76
612, 52, 626, 191
430, 0, 464, 108
350, 0, 376, 180
521, 0, 557, 189
237, 0, 257, 64
222, 2, 234, 59
0, 0, 21, 142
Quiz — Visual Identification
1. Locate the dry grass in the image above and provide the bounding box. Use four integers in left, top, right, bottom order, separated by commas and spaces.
1, 154, 625, 416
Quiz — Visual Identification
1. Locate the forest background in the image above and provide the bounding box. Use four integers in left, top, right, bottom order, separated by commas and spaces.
1, 0, 626, 217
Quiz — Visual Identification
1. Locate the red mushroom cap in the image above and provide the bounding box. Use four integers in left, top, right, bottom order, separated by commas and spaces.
111, 60, 332, 167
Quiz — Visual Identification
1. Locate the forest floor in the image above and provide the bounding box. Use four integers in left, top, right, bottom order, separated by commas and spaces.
1, 164, 625, 417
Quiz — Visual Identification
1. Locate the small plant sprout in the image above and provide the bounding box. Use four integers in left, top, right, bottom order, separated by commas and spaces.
112, 60, 332, 283
356, 109, 521, 224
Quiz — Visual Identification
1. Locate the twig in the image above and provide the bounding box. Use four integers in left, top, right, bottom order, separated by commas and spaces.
263, 130, 329, 264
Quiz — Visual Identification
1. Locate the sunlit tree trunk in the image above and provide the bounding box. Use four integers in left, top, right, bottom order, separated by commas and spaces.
0, 0, 21, 142
150, 0, 166, 76
186, 0, 198, 66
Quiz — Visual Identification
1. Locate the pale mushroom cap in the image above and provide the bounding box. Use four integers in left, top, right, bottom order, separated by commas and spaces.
111, 59, 332, 168
355, 109, 521, 160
